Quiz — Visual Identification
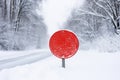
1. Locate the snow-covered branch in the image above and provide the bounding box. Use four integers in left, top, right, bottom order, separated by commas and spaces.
77, 9, 109, 19
93, 0, 113, 19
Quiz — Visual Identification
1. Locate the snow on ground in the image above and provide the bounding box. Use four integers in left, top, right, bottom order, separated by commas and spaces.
0, 49, 49, 60
0, 50, 120, 80
0, 49, 51, 70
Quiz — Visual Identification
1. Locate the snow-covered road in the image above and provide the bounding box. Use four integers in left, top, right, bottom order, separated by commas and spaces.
0, 50, 120, 80
0, 49, 51, 70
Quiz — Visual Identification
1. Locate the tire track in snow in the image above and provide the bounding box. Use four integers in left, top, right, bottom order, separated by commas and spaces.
0, 50, 52, 70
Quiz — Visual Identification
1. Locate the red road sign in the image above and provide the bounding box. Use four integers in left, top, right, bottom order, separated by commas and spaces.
49, 30, 79, 59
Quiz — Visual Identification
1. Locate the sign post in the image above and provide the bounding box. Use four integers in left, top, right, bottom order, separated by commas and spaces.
62, 58, 65, 68
49, 30, 79, 68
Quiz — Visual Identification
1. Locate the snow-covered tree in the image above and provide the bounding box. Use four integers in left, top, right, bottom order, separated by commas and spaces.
0, 0, 47, 50
64, 0, 120, 50
77, 0, 120, 34
64, 0, 120, 49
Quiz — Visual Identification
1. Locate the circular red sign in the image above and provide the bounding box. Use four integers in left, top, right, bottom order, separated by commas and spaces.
49, 30, 79, 59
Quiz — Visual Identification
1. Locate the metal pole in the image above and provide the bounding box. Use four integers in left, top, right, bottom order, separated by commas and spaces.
62, 58, 65, 68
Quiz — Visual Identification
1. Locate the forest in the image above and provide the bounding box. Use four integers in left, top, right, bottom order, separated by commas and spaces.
0, 0, 120, 52
64, 0, 120, 52
0, 0, 47, 50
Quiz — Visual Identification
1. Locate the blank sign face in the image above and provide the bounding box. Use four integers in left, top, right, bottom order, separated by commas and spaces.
49, 30, 79, 59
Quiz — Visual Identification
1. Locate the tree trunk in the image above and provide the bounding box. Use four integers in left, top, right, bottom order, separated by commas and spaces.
3, 0, 7, 21
10, 0, 15, 23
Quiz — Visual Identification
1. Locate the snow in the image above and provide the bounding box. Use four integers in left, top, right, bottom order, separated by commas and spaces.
1, 0, 120, 79
0, 49, 49, 60
0, 49, 51, 70
0, 50, 120, 80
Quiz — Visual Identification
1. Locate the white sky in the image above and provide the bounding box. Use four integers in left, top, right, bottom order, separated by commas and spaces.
41, 0, 85, 35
